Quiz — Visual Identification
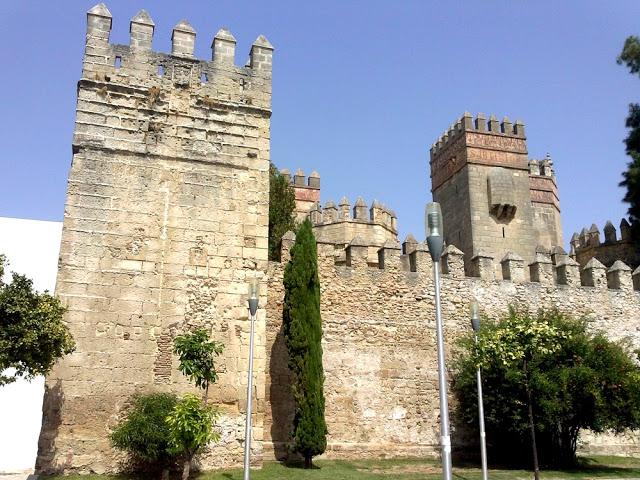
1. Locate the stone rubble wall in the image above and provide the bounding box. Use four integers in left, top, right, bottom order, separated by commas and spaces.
36, 5, 272, 474
265, 236, 640, 459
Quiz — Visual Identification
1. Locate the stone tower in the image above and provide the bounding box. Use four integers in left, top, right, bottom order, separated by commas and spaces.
429, 112, 562, 274
36, 4, 273, 473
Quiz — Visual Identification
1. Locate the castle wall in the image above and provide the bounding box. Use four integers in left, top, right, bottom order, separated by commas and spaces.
36, 6, 272, 474
265, 237, 640, 460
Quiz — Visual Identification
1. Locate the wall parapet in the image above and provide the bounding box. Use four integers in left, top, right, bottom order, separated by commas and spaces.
430, 111, 525, 157
276, 232, 640, 292
82, 3, 273, 114
571, 218, 640, 270
310, 198, 398, 235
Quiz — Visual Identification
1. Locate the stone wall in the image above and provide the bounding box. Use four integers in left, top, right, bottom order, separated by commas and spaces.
36, 5, 272, 474
572, 219, 640, 271
265, 234, 640, 459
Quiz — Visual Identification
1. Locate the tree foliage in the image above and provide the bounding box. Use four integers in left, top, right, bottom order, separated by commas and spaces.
268, 163, 296, 261
283, 219, 327, 468
617, 36, 640, 227
110, 393, 179, 478
171, 328, 223, 479
453, 308, 640, 469
167, 394, 220, 480
173, 329, 224, 396
0, 254, 74, 385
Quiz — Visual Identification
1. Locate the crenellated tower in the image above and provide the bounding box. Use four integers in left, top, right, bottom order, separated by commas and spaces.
429, 112, 562, 275
37, 4, 273, 474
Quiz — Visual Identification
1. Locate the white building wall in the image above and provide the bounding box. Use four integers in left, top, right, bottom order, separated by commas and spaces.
0, 217, 62, 474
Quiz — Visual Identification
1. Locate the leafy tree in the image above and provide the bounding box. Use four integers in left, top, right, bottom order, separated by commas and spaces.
173, 328, 224, 400
453, 308, 640, 471
171, 329, 224, 478
618, 36, 640, 230
0, 254, 74, 385
268, 162, 296, 261
167, 394, 220, 480
110, 393, 179, 480
283, 219, 327, 468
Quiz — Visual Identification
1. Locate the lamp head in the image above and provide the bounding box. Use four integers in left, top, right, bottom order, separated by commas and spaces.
425, 202, 444, 261
248, 278, 259, 316
470, 300, 480, 332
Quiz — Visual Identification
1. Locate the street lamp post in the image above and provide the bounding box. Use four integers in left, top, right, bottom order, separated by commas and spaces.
243, 278, 259, 480
470, 301, 489, 480
425, 202, 453, 480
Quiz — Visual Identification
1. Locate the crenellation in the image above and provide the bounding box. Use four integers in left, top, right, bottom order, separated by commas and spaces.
129, 10, 154, 52
212, 28, 237, 66
604, 220, 617, 243
501, 252, 525, 282
471, 251, 495, 280
171, 20, 196, 57
573, 218, 640, 270
582, 257, 607, 289
442, 244, 465, 278
607, 260, 633, 291
556, 256, 581, 286
353, 197, 368, 220
529, 251, 554, 284
339, 196, 350, 219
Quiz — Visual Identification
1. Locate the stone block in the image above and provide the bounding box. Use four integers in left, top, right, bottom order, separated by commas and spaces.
607, 260, 632, 291
501, 252, 525, 282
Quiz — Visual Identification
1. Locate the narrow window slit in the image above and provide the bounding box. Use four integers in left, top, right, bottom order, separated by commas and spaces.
201, 72, 208, 84
502, 227, 506, 238
114, 56, 122, 69
158, 65, 165, 76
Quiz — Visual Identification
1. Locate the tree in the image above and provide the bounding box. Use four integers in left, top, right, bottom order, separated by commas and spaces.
268, 163, 296, 261
453, 308, 640, 471
173, 329, 224, 401
0, 254, 74, 385
618, 36, 640, 230
110, 393, 179, 480
167, 394, 220, 480
171, 329, 224, 479
282, 219, 327, 468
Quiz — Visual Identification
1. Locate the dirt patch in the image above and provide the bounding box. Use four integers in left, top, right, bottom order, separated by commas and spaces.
357, 464, 441, 475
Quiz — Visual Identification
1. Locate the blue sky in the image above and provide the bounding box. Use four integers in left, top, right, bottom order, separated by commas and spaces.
1, 1, 638, 247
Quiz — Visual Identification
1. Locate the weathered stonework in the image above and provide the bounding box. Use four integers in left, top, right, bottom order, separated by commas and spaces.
265, 235, 640, 459
36, 4, 272, 474
430, 113, 562, 277
37, 4, 640, 475
572, 219, 640, 270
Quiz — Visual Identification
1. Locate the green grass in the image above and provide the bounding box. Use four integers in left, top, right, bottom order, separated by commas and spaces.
46, 455, 640, 480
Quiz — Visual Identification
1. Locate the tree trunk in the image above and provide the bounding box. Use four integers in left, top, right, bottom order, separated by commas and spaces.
524, 360, 540, 480
161, 468, 169, 480
182, 457, 191, 480
304, 455, 312, 469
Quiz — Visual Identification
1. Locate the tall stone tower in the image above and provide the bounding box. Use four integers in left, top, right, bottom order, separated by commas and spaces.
37, 4, 273, 473
429, 112, 562, 275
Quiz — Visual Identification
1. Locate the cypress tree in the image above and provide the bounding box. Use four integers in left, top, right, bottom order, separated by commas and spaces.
268, 163, 296, 261
282, 219, 327, 468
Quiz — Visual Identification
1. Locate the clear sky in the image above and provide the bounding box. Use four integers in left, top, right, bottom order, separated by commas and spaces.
1, 1, 639, 247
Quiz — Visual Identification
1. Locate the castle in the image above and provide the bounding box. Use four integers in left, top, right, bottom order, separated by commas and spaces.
36, 4, 640, 475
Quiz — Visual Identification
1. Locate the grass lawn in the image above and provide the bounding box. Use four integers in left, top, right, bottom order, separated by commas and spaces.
47, 455, 640, 480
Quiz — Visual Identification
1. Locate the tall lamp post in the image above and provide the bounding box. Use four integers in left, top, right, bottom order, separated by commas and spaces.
470, 300, 489, 480
243, 278, 259, 480
425, 202, 453, 480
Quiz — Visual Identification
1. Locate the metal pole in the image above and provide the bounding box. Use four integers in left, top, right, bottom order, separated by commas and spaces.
433, 260, 453, 480
243, 310, 256, 480
475, 334, 489, 480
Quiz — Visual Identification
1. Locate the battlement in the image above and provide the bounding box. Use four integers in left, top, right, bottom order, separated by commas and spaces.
280, 168, 321, 190
277, 231, 640, 291
310, 198, 397, 234
82, 4, 273, 113
571, 218, 640, 270
430, 112, 525, 158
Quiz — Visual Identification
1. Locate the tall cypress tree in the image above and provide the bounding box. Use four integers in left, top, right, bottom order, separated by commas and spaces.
618, 36, 640, 235
269, 163, 296, 261
282, 219, 327, 468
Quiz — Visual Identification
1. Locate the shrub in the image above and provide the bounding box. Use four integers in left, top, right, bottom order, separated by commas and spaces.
110, 392, 179, 479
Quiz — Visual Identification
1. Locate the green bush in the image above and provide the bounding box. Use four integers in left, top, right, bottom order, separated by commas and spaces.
453, 308, 640, 469
110, 392, 179, 478
167, 394, 220, 480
